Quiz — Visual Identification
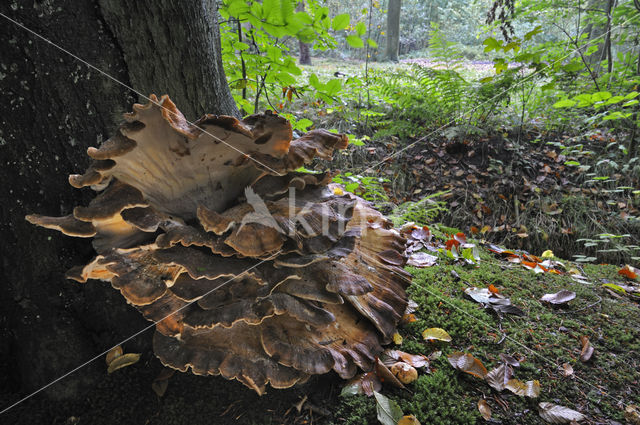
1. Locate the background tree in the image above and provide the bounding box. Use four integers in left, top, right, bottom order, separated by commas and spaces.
0, 0, 237, 401
297, 1, 313, 65
385, 0, 402, 61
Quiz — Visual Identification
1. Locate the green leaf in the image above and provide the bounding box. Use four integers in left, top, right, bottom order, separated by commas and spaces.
345, 182, 359, 192
605, 95, 625, 105
622, 100, 638, 107
346, 35, 364, 48
294, 118, 313, 131
553, 99, 577, 108
355, 21, 367, 36
624, 91, 639, 100
562, 62, 583, 72
325, 79, 342, 96
332, 13, 350, 31
602, 283, 626, 295
524, 26, 542, 41
483, 37, 502, 53
503, 41, 520, 52
367, 38, 378, 48
235, 41, 249, 51
309, 73, 322, 90
374, 392, 404, 425
564, 160, 581, 166
592, 91, 612, 102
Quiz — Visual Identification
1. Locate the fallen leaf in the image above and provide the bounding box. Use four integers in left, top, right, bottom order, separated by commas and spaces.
541, 250, 554, 258
393, 333, 403, 345
505, 379, 540, 398
410, 226, 431, 241
397, 415, 421, 425
407, 252, 438, 268
448, 352, 488, 379
375, 358, 406, 389
390, 362, 418, 384
341, 371, 381, 397
422, 328, 452, 342
478, 399, 492, 421
404, 299, 419, 314
464, 287, 494, 304
538, 402, 586, 423
105, 345, 123, 365
107, 352, 141, 374
382, 350, 429, 368
485, 364, 513, 391
579, 336, 594, 362
618, 265, 639, 280
499, 354, 520, 367
625, 405, 640, 425
488, 284, 500, 294
401, 313, 417, 324
373, 391, 404, 425
540, 290, 576, 305
559, 363, 573, 377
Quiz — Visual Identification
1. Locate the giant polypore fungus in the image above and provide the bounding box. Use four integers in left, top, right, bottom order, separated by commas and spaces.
26, 95, 411, 394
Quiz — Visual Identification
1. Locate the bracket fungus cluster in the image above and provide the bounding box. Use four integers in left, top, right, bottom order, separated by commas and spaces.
27, 95, 411, 394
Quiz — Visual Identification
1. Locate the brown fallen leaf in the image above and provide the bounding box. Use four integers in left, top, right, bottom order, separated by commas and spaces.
341, 371, 382, 397
559, 363, 573, 377
505, 379, 540, 398
540, 290, 576, 305
375, 358, 406, 389
107, 352, 141, 374
397, 415, 421, 425
499, 353, 520, 367
422, 328, 452, 342
105, 345, 123, 365
382, 350, 429, 368
625, 405, 640, 425
538, 402, 586, 423
478, 399, 492, 421
485, 364, 513, 391
447, 352, 488, 379
579, 336, 594, 362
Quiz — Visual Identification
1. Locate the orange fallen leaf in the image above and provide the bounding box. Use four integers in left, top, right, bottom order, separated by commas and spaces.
505, 379, 540, 398
448, 352, 488, 379
478, 399, 492, 420
488, 284, 500, 295
579, 336, 594, 362
618, 265, 639, 280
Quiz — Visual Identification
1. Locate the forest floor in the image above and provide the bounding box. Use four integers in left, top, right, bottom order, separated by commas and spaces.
2, 239, 638, 425
3, 58, 640, 425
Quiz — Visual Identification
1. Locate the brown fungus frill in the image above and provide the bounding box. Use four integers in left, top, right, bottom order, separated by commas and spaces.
26, 95, 411, 395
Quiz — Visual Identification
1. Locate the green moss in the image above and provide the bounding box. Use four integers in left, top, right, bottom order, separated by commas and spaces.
331, 395, 377, 425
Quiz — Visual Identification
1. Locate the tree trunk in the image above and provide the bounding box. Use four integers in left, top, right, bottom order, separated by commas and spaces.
0, 0, 238, 404
296, 2, 312, 65
299, 40, 312, 65
385, 0, 402, 62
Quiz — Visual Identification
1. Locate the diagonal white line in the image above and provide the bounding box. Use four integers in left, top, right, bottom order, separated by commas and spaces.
0, 250, 281, 415
0, 11, 285, 177
366, 12, 640, 171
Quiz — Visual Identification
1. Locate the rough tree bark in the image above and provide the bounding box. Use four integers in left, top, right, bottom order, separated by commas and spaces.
385, 0, 402, 62
0, 0, 238, 403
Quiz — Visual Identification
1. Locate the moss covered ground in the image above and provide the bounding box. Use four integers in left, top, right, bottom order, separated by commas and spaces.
329, 242, 640, 425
